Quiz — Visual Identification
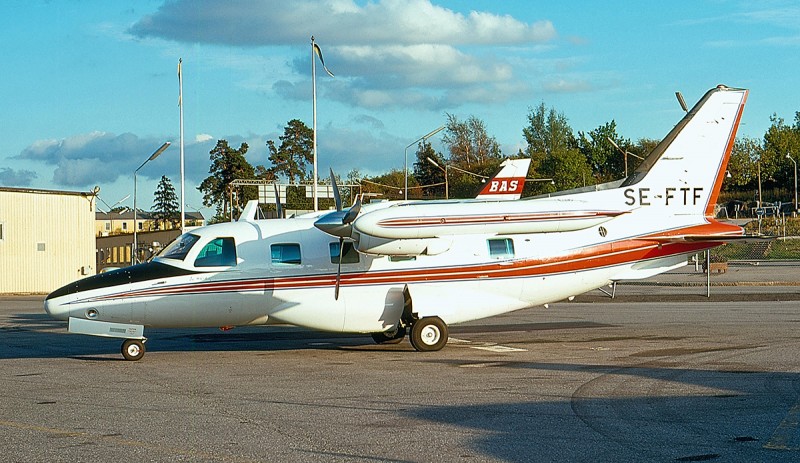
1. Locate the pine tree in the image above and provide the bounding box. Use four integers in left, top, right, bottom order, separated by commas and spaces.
152, 175, 179, 230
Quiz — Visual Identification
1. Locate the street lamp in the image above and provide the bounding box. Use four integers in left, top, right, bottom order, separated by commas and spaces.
788, 152, 798, 214
607, 137, 644, 178
404, 125, 445, 200
133, 142, 171, 265
425, 157, 449, 199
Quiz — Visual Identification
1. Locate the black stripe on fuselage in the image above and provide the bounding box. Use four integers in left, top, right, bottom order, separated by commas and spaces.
46, 262, 199, 300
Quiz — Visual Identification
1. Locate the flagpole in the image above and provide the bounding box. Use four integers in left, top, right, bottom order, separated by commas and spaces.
311, 36, 319, 212
178, 58, 186, 233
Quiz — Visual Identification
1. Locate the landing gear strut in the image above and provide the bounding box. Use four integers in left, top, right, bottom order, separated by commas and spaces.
121, 339, 146, 361
409, 316, 448, 352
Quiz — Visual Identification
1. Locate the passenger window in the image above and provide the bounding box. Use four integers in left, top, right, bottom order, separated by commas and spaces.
488, 238, 514, 259
329, 242, 360, 264
271, 243, 301, 265
194, 237, 237, 267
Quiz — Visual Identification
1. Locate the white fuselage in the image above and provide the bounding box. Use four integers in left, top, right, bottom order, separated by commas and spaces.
44, 191, 719, 334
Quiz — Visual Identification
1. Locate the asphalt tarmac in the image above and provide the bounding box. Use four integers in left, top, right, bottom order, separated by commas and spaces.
1, 267, 799, 462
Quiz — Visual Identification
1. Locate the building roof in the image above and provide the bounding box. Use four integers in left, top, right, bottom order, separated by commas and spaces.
95, 210, 205, 220
0, 186, 96, 197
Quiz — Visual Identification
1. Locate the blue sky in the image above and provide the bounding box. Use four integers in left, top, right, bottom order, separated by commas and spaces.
2, 0, 799, 216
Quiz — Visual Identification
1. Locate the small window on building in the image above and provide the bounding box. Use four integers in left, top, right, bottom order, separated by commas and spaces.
137, 222, 143, 231
122, 222, 128, 231
37, 242, 46, 252
0, 222, 4, 241
271, 243, 301, 265
388, 255, 416, 262
194, 237, 237, 267
104, 222, 110, 231
329, 242, 360, 264
488, 238, 514, 259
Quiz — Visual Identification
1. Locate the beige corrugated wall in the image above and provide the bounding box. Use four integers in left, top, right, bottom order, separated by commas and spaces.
0, 189, 96, 293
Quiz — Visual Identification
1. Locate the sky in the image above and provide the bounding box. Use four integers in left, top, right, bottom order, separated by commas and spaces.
2, 0, 799, 217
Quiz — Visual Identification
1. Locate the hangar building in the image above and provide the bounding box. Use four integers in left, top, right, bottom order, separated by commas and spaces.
0, 187, 96, 294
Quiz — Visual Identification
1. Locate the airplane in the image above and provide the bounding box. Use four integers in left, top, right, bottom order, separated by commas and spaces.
45, 85, 749, 361
473, 157, 531, 200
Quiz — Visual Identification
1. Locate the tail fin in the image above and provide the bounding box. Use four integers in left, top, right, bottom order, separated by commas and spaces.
475, 158, 532, 200
620, 85, 747, 216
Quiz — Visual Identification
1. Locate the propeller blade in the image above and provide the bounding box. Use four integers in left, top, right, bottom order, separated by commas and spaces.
342, 194, 362, 225
273, 182, 283, 218
335, 237, 344, 300
330, 168, 342, 212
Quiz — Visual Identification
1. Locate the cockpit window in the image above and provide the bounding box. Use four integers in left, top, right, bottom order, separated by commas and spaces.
194, 237, 237, 267
159, 234, 200, 260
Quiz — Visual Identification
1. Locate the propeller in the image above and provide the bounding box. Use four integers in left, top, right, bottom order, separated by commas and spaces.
326, 169, 364, 300
273, 182, 283, 218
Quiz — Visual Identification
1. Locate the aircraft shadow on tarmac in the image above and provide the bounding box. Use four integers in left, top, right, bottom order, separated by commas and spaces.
0, 314, 614, 360
404, 361, 800, 462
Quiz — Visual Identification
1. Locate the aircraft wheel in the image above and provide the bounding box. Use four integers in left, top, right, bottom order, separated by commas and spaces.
121, 339, 146, 361
409, 317, 448, 352
371, 326, 406, 344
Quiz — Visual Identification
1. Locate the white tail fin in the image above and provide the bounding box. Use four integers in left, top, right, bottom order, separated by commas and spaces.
620, 85, 747, 216
475, 158, 532, 200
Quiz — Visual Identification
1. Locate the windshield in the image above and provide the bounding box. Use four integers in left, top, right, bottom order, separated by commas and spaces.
158, 233, 200, 261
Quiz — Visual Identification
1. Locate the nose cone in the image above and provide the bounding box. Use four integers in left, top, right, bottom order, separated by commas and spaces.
314, 210, 353, 238
44, 291, 73, 321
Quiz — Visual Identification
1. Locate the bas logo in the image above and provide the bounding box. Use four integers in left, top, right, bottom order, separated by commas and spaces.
624, 187, 704, 206
488, 180, 522, 193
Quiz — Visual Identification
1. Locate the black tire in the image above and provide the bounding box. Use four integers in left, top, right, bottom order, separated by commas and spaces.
371, 326, 406, 344
409, 317, 448, 352
121, 339, 146, 361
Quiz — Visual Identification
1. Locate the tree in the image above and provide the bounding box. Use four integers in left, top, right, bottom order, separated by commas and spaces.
152, 175, 179, 230
267, 119, 314, 183
726, 137, 762, 192
762, 113, 800, 189
522, 102, 588, 193
442, 114, 502, 168
198, 140, 256, 222
412, 141, 447, 198
578, 121, 632, 182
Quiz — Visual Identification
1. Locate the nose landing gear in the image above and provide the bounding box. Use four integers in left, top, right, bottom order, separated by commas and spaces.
121, 338, 146, 361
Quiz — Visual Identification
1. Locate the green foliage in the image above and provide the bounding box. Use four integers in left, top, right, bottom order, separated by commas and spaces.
578, 121, 636, 182
712, 236, 800, 260
152, 175, 179, 229
521, 103, 591, 194
198, 140, 256, 222
267, 119, 314, 183
412, 141, 446, 198
442, 114, 502, 169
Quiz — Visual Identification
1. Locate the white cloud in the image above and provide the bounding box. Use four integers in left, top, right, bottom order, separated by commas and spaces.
127, 0, 564, 110
129, 0, 555, 47
195, 133, 214, 143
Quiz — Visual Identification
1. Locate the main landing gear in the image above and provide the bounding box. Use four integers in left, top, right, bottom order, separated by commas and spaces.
371, 316, 449, 352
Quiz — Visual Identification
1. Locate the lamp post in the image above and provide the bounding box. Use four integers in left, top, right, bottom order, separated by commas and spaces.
425, 157, 449, 199
404, 125, 445, 200
133, 142, 171, 265
788, 152, 798, 214
607, 137, 644, 178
